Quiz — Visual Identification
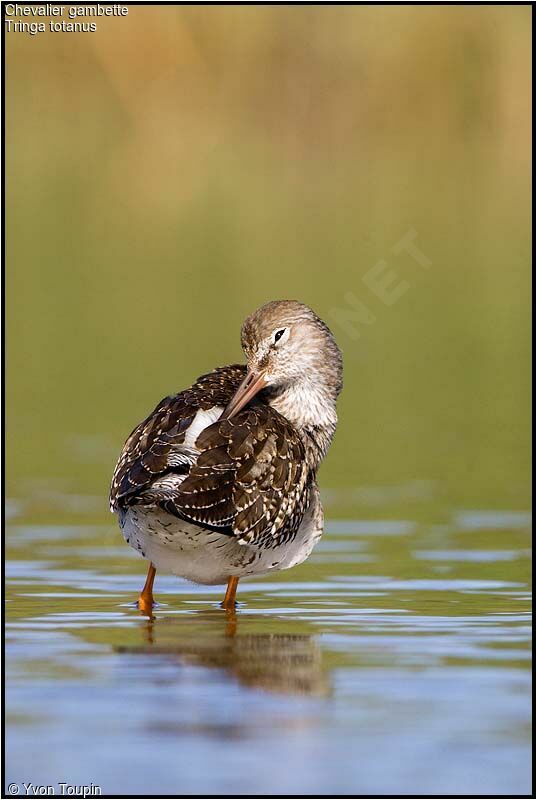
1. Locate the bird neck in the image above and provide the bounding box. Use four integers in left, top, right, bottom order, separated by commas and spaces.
265, 380, 338, 466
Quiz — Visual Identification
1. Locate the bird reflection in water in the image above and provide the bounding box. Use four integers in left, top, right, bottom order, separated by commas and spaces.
117, 610, 329, 697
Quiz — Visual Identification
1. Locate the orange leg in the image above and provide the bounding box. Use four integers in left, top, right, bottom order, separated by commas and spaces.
137, 562, 156, 617
221, 576, 239, 611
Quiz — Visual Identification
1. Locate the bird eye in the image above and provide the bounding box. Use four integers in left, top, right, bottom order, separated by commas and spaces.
273, 328, 286, 343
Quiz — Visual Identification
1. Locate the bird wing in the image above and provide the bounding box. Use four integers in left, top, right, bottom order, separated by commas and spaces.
110, 365, 310, 548
109, 364, 247, 513
164, 404, 310, 547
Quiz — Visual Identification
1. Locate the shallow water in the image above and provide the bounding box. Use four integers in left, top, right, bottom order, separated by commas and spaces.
6, 488, 532, 796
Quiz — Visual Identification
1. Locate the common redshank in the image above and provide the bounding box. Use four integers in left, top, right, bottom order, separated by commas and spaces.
110, 300, 343, 613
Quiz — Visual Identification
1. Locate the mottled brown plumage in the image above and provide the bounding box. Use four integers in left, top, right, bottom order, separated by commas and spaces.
110, 300, 343, 609
110, 365, 310, 548
110, 365, 246, 512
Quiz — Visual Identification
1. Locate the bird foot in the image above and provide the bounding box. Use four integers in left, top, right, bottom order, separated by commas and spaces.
136, 594, 156, 617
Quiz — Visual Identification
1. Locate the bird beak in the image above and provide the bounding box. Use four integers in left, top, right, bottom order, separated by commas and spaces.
222, 370, 267, 419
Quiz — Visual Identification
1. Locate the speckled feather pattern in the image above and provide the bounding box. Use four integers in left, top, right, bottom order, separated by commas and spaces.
110, 300, 343, 584
110, 365, 311, 549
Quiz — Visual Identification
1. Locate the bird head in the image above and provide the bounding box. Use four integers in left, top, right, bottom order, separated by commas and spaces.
223, 300, 343, 419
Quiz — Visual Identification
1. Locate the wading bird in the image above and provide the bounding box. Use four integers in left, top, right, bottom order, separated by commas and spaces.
110, 301, 343, 614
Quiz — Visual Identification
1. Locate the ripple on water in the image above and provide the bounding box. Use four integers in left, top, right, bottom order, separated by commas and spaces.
5, 508, 532, 795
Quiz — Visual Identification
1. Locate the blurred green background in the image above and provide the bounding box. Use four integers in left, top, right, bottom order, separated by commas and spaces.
7, 4, 531, 512
5, 10, 532, 794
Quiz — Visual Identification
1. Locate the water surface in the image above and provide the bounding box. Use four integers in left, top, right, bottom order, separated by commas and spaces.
6, 486, 531, 795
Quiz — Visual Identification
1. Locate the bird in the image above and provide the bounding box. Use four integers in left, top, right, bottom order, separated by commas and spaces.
109, 300, 343, 614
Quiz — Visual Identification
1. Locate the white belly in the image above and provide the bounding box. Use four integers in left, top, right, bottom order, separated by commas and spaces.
119, 491, 323, 585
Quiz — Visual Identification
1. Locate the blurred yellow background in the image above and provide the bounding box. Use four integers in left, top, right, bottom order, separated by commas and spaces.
6, 5, 532, 511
